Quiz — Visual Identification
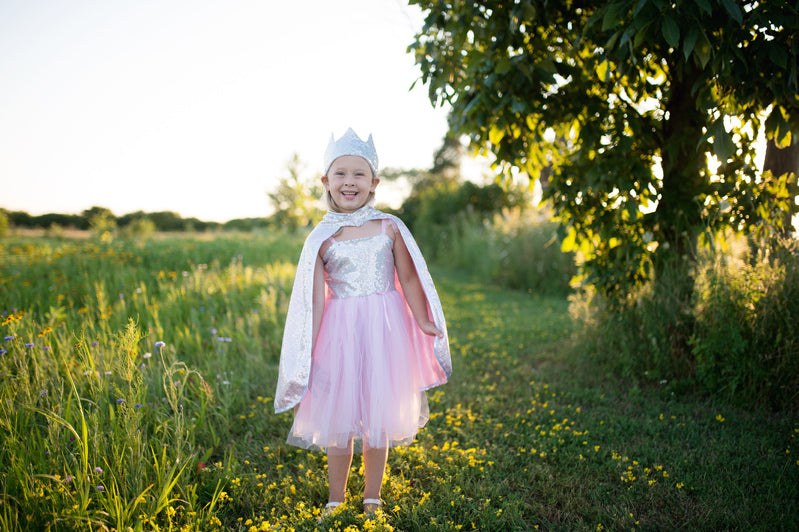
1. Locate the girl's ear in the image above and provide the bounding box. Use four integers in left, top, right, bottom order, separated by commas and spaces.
370, 177, 380, 192
321, 175, 329, 189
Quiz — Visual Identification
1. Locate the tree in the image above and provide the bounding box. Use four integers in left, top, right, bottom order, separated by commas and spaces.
409, 0, 798, 297
82, 206, 116, 236
267, 153, 323, 230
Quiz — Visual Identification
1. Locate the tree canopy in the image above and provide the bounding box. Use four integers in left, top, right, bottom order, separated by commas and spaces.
410, 0, 799, 296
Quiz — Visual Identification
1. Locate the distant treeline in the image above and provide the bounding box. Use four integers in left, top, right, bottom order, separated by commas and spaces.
2, 207, 271, 232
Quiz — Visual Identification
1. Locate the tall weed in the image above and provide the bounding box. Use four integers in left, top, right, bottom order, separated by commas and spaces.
419, 208, 575, 297
0, 231, 301, 529
692, 240, 799, 409
575, 234, 799, 410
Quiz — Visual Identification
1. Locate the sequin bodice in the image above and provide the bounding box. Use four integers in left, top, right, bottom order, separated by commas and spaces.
323, 233, 395, 298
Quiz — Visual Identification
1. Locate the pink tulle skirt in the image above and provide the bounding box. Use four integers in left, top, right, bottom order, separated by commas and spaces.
287, 289, 444, 453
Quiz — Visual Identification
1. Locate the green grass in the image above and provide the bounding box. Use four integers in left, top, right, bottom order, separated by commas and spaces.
0, 233, 797, 531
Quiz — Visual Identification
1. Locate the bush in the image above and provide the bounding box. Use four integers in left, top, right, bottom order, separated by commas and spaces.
119, 217, 156, 241
691, 240, 799, 409
570, 260, 695, 384
47, 223, 66, 239
576, 235, 799, 410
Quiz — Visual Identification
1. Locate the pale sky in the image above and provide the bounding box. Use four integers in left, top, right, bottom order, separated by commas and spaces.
0, 0, 451, 222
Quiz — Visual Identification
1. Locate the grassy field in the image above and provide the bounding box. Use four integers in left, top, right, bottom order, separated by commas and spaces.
0, 233, 797, 531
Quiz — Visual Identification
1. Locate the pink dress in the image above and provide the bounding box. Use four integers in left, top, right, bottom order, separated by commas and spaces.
287, 219, 443, 452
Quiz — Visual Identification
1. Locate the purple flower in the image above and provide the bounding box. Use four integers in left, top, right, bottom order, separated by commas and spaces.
40, 390, 48, 397
134, 403, 142, 408
96, 485, 105, 492
91, 342, 98, 347
0, 349, 6, 355
94, 467, 103, 474
139, 363, 146, 370
43, 346, 51, 351
3, 336, 13, 341
155, 341, 165, 348
64, 475, 74, 483
25, 343, 35, 348
116, 398, 124, 404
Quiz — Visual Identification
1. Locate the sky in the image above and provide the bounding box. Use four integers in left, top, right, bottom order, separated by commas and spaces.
0, 0, 451, 222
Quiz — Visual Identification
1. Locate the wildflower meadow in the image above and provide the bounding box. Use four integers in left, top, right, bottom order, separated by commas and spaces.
0, 232, 797, 531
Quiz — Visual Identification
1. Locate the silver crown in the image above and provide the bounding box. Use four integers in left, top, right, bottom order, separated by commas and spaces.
323, 128, 378, 176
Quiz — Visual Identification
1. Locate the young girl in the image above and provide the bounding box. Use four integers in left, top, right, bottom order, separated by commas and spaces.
274, 128, 452, 517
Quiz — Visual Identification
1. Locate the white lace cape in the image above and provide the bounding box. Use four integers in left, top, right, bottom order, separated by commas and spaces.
273, 206, 452, 413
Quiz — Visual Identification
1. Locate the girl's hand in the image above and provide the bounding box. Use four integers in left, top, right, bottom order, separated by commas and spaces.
419, 320, 444, 338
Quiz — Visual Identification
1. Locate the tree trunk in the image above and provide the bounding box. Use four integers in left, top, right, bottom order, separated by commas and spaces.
656, 65, 705, 269
762, 133, 799, 240
652, 64, 705, 369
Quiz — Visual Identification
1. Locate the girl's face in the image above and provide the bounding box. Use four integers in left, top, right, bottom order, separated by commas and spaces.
322, 155, 379, 213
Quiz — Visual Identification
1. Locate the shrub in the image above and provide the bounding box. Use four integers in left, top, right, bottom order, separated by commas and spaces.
47, 223, 66, 239
577, 234, 799, 410
119, 217, 156, 241
692, 240, 799, 409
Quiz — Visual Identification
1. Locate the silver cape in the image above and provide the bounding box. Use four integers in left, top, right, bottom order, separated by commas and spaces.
274, 205, 452, 413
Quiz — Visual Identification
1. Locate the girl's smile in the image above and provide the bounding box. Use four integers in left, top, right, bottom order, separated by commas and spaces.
323, 155, 379, 213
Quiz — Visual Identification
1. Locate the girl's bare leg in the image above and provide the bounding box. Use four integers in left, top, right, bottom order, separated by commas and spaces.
363, 445, 388, 508
327, 440, 354, 504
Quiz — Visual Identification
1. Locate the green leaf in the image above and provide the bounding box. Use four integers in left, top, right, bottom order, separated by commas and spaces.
662, 15, 680, 48
489, 126, 505, 145
495, 57, 512, 75
634, 21, 654, 48
596, 58, 611, 82
561, 226, 578, 253
633, 0, 648, 18
694, 30, 711, 69
605, 28, 623, 50
618, 25, 637, 49
522, 3, 536, 20
695, 0, 712, 15
769, 46, 788, 69
602, 4, 621, 32
537, 58, 558, 74
683, 25, 699, 61
769, 111, 793, 148
719, 0, 743, 24
712, 120, 736, 162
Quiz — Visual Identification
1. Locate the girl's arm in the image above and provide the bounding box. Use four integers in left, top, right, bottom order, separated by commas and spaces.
311, 252, 326, 350
392, 225, 444, 338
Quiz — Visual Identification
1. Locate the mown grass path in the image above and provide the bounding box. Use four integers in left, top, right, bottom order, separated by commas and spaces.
421, 270, 799, 531
1, 235, 797, 531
